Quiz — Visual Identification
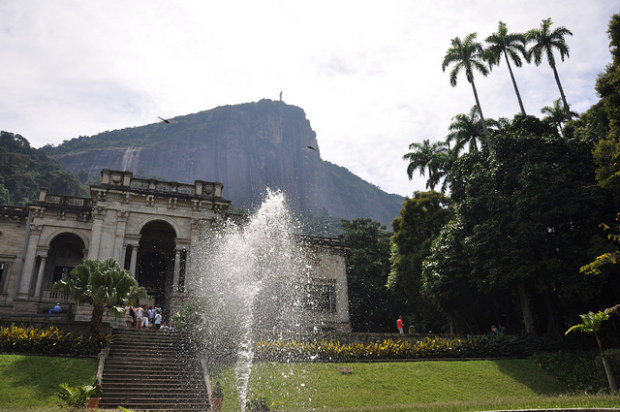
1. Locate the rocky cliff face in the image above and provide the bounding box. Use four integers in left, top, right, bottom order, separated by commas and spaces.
44, 100, 403, 226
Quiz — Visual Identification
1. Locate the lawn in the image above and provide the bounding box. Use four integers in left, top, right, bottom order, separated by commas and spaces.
215, 359, 620, 411
0, 355, 618, 412
0, 354, 96, 410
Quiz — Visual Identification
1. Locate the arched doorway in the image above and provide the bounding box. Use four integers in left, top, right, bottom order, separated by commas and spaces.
136, 221, 176, 316
40, 232, 85, 297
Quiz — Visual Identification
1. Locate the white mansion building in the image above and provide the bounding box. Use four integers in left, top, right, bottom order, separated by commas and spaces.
0, 169, 351, 332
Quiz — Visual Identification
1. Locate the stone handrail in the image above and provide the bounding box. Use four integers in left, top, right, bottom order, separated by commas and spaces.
97, 346, 110, 381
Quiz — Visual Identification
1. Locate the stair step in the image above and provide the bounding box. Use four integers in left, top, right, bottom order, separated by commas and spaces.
101, 328, 207, 410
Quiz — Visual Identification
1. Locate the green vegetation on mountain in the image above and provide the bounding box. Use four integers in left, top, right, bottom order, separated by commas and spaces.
0, 131, 87, 205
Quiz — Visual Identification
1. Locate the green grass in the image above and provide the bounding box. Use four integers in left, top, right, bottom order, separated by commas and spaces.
215, 360, 619, 411
0, 355, 618, 412
0, 354, 96, 410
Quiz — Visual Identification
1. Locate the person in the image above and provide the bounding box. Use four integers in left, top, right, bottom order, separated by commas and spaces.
140, 305, 149, 329
134, 305, 144, 329
491, 325, 499, 336
124, 305, 133, 328
147, 306, 155, 327
396, 316, 404, 335
154, 312, 162, 329
48, 302, 62, 314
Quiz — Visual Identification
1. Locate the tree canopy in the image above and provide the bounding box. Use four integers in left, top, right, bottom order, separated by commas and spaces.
0, 131, 87, 205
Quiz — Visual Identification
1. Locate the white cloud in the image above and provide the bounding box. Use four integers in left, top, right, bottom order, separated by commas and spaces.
0, 0, 616, 196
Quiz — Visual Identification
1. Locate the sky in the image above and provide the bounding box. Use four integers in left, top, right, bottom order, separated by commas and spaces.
0, 1, 617, 197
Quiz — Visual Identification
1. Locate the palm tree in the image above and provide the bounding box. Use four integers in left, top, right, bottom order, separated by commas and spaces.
527, 18, 573, 116
485, 21, 529, 115
541, 98, 578, 136
566, 311, 617, 393
446, 106, 489, 155
403, 139, 449, 190
442, 33, 491, 147
53, 258, 147, 349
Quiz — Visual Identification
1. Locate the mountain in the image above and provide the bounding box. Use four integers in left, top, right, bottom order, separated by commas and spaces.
0, 131, 87, 205
42, 100, 404, 226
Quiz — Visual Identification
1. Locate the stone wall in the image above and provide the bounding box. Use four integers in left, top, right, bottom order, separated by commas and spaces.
0, 208, 27, 307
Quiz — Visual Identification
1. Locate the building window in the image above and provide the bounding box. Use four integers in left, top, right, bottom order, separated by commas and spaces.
305, 283, 336, 313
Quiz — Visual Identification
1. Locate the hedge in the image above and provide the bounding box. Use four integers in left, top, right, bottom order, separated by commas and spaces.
0, 325, 109, 356
255, 334, 557, 362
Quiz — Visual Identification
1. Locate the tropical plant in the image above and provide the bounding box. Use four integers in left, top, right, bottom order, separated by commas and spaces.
211, 381, 224, 398
0, 325, 107, 355
53, 258, 147, 350
580, 212, 620, 276
403, 139, 450, 190
245, 393, 272, 412
446, 106, 491, 155
442, 33, 491, 146
56, 382, 96, 408
566, 311, 617, 393
91, 378, 103, 398
541, 98, 578, 136
527, 18, 574, 116
485, 21, 529, 115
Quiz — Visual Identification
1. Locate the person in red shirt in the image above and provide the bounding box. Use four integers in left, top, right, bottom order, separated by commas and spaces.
396, 316, 404, 334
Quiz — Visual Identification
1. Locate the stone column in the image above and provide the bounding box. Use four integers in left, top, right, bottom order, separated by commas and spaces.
172, 249, 181, 292
17, 225, 42, 299
88, 208, 105, 260
184, 248, 191, 291
33, 252, 48, 298
113, 211, 128, 263
129, 245, 139, 277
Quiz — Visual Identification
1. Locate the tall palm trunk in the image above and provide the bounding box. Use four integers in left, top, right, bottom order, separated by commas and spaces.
469, 79, 491, 148
551, 62, 571, 118
503, 47, 526, 115
90, 304, 105, 351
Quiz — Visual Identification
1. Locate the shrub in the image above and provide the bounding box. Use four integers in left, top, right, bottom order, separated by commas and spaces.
255, 334, 553, 362
245, 393, 272, 412
536, 350, 607, 392
56, 382, 92, 408
0, 325, 109, 356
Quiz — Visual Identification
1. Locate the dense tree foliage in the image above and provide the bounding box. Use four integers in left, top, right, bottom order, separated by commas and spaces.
0, 131, 87, 205
342, 218, 397, 332
395, 14, 620, 338
387, 191, 453, 332
583, 14, 620, 207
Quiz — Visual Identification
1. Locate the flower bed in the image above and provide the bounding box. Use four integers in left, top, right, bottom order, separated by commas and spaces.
256, 335, 554, 362
0, 325, 108, 356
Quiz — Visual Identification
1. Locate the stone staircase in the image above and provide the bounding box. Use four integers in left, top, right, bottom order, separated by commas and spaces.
99, 328, 210, 411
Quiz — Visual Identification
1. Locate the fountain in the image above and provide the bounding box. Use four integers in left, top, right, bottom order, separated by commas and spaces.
188, 190, 315, 411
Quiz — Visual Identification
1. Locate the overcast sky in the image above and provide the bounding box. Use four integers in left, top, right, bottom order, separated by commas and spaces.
0, 1, 616, 197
